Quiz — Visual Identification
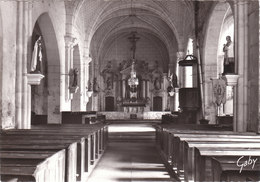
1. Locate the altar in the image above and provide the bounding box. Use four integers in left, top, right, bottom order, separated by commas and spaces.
95, 31, 172, 113
122, 101, 146, 113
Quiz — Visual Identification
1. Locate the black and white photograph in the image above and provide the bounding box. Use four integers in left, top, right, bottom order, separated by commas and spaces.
0, 0, 260, 181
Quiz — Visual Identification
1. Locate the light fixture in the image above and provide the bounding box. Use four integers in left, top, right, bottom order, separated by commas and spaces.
128, 60, 139, 88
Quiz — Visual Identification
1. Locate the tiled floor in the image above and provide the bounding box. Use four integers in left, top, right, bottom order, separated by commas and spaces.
86, 123, 176, 182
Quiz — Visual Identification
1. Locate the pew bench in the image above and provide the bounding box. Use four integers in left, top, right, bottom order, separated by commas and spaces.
0, 124, 108, 182
0, 140, 78, 182
195, 147, 260, 182
211, 156, 260, 182
183, 140, 260, 182
156, 125, 260, 181
170, 133, 260, 181
0, 149, 65, 182
1, 129, 100, 181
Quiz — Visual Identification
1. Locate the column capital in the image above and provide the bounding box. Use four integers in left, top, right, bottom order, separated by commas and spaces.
85, 57, 92, 64
234, 0, 248, 5
176, 51, 185, 60
64, 35, 77, 48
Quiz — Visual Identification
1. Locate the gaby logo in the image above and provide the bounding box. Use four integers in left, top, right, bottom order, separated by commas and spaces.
236, 156, 258, 173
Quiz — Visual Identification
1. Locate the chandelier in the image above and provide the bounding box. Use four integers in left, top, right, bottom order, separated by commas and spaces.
128, 60, 139, 88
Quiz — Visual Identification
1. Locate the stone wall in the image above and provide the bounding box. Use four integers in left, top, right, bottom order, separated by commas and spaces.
0, 0, 88, 128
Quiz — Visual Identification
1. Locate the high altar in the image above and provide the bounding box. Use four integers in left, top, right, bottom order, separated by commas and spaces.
90, 32, 173, 119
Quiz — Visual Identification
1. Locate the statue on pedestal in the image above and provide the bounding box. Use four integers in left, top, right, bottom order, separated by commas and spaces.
151, 61, 163, 90
101, 61, 114, 90
30, 36, 43, 73
223, 36, 234, 75
93, 77, 99, 92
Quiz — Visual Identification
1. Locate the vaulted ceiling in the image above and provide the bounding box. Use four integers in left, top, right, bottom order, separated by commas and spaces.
71, 0, 195, 71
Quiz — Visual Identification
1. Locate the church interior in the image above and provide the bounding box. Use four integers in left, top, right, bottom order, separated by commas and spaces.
0, 0, 260, 181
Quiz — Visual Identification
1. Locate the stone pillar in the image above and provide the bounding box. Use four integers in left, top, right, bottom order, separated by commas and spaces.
117, 79, 122, 100
142, 80, 146, 98
145, 80, 148, 98
85, 57, 91, 103
21, 2, 29, 128
16, 1, 31, 129
64, 35, 76, 102
162, 74, 168, 111
16, 1, 24, 128
177, 51, 185, 88
122, 79, 126, 99
146, 80, 150, 99
233, 1, 259, 132
27, 2, 33, 128
175, 52, 185, 111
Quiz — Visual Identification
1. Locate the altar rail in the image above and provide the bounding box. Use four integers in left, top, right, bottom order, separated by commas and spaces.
98, 111, 171, 120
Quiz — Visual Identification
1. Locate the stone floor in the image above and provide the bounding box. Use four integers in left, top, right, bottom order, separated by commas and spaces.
86, 123, 177, 182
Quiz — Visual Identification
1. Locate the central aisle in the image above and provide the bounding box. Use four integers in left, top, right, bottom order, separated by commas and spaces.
87, 122, 177, 182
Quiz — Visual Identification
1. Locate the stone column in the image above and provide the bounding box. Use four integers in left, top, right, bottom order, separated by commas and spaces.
26, 2, 33, 128
175, 52, 185, 111
176, 51, 185, 88
16, 1, 24, 128
233, 1, 259, 132
122, 79, 126, 99
16, 1, 31, 129
64, 35, 77, 101
142, 80, 146, 98
146, 80, 150, 99
233, 1, 248, 132
145, 80, 148, 98
21, 2, 29, 128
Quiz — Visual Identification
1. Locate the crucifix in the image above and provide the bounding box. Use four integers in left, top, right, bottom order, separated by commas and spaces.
128, 31, 140, 59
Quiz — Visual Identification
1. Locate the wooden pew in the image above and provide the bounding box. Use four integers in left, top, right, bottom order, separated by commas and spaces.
161, 128, 255, 168
157, 124, 234, 165
1, 126, 102, 180
0, 139, 78, 182
211, 156, 260, 182
31, 124, 108, 165
183, 140, 260, 182
195, 147, 260, 182
0, 149, 65, 182
1, 124, 108, 182
156, 125, 260, 181
170, 132, 260, 181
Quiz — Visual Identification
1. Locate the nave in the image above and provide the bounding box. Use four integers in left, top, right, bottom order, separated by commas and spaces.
87, 122, 176, 182
1, 119, 260, 182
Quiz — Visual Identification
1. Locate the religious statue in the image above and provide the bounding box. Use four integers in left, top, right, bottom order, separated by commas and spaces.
93, 77, 99, 92
106, 77, 113, 90
154, 77, 161, 90
30, 36, 42, 73
223, 36, 234, 74
151, 61, 162, 90
212, 77, 226, 106
168, 72, 178, 88
88, 79, 93, 91
101, 61, 114, 90
71, 68, 79, 87
128, 31, 140, 59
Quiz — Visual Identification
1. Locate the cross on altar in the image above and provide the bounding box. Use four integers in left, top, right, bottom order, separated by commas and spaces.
128, 31, 140, 59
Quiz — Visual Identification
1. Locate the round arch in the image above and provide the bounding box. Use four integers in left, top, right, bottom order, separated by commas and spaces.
203, 2, 233, 123
33, 13, 61, 124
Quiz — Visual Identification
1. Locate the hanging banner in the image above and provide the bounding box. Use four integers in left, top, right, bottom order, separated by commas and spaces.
212, 78, 226, 106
